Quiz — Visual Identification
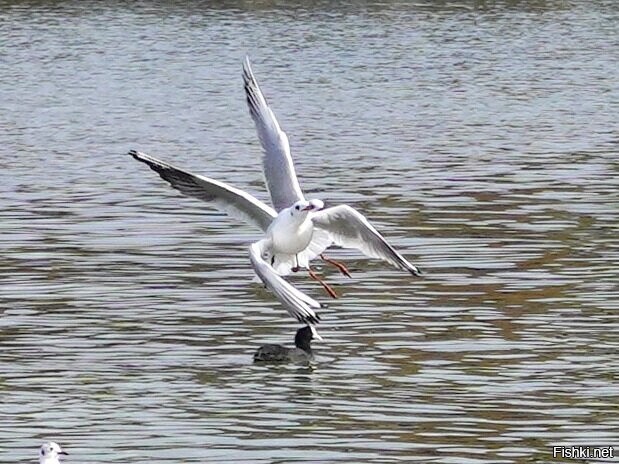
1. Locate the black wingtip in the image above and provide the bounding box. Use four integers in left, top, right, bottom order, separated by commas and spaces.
300, 313, 321, 325
128, 149, 140, 160
410, 267, 423, 277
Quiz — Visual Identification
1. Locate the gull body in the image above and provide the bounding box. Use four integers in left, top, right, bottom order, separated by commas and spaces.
39, 442, 68, 464
264, 199, 324, 270
268, 204, 314, 255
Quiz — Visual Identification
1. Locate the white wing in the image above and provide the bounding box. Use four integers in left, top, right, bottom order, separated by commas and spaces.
243, 57, 305, 212
129, 150, 276, 232
249, 240, 321, 324
312, 205, 422, 276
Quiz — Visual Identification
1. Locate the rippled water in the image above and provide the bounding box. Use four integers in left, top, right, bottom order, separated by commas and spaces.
1, 0, 618, 462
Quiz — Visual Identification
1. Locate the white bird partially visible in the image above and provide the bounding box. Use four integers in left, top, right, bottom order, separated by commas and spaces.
128, 56, 421, 326
39, 442, 68, 464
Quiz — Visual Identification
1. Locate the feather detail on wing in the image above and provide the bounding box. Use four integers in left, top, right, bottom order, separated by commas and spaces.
129, 150, 276, 232
311, 205, 421, 276
249, 240, 321, 324
243, 57, 305, 212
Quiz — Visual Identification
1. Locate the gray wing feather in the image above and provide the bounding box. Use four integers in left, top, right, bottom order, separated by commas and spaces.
249, 241, 321, 324
129, 150, 276, 232
312, 205, 422, 276
243, 57, 305, 211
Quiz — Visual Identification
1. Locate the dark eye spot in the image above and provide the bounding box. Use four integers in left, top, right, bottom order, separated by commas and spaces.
295, 205, 300, 210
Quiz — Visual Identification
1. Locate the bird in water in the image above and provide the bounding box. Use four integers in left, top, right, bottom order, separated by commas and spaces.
39, 442, 68, 464
254, 325, 322, 363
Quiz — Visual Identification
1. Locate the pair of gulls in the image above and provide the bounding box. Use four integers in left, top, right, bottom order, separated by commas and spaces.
130, 57, 421, 345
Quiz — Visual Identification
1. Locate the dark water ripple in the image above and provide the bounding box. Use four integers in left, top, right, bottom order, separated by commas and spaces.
1, 1, 618, 463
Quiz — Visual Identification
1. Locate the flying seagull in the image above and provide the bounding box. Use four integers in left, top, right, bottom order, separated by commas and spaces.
241, 55, 421, 283
128, 57, 421, 325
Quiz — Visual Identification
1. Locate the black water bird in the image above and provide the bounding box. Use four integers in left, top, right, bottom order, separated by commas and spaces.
254, 325, 321, 363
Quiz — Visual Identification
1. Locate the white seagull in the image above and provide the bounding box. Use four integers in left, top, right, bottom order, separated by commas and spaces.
242, 56, 421, 285
39, 442, 68, 464
128, 56, 421, 325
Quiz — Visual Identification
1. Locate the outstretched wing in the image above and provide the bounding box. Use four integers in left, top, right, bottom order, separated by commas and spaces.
249, 240, 321, 325
311, 205, 422, 276
129, 150, 276, 232
243, 57, 305, 212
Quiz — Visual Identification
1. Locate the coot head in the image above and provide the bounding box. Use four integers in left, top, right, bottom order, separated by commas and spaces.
295, 325, 322, 354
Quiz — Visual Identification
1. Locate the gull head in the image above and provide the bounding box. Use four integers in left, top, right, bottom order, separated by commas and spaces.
290, 199, 324, 215
40, 442, 68, 464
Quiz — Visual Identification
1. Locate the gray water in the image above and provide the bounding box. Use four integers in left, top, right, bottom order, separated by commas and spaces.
1, 1, 618, 463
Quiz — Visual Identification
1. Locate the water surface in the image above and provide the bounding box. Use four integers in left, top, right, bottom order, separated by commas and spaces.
1, 1, 618, 462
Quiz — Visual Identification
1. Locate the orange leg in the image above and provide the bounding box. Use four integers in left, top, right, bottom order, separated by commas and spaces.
320, 254, 352, 278
308, 267, 338, 299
